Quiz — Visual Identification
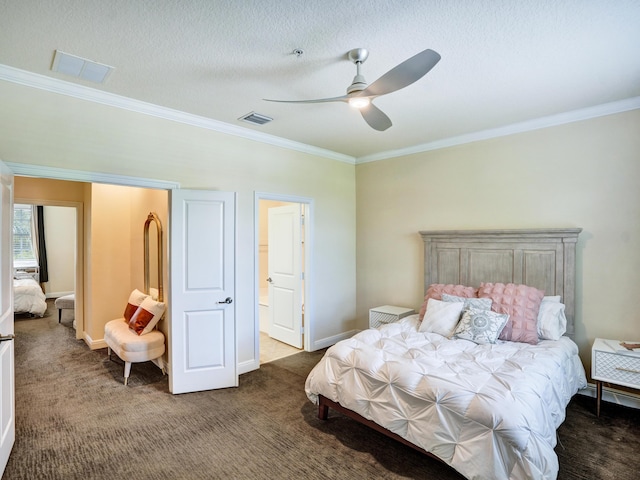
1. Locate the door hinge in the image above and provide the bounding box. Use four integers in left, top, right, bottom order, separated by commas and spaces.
300, 272, 305, 280
300, 326, 304, 334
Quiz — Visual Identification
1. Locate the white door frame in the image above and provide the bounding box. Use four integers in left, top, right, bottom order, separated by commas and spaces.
13, 199, 84, 339
254, 192, 313, 359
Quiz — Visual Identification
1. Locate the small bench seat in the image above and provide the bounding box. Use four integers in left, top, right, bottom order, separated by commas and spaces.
104, 318, 165, 385
54, 294, 75, 323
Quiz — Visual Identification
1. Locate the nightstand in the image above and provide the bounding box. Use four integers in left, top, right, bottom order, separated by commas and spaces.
369, 305, 415, 329
592, 338, 640, 417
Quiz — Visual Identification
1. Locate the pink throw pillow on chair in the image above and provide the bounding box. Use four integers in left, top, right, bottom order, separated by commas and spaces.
123, 289, 149, 323
128, 296, 166, 335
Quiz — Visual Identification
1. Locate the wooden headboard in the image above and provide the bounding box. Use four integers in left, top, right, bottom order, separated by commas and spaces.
419, 229, 582, 335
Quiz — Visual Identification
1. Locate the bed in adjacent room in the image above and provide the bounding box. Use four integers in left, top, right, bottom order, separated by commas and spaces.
13, 269, 47, 317
305, 228, 586, 480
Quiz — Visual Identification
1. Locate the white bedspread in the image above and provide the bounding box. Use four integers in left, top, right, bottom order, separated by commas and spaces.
305, 315, 587, 480
14, 278, 47, 316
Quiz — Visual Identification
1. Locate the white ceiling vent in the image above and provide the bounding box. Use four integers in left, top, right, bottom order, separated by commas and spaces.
239, 112, 273, 126
51, 50, 114, 84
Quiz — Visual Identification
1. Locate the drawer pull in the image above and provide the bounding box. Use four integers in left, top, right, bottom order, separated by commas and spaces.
615, 367, 640, 374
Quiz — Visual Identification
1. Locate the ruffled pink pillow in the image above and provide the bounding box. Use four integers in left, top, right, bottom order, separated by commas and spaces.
418, 284, 477, 321
478, 282, 544, 345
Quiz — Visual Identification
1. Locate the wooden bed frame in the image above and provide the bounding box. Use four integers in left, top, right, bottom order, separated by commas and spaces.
317, 228, 582, 457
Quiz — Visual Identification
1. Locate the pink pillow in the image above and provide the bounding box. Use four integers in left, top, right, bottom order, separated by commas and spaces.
419, 284, 477, 321
478, 282, 544, 345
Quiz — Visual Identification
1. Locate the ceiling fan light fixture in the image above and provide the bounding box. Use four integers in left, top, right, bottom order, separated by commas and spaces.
348, 96, 370, 109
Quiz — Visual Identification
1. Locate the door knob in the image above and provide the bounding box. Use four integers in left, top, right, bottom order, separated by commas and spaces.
217, 297, 233, 304
266, 277, 273, 283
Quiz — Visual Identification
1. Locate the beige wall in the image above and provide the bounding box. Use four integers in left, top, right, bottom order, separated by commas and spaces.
42, 205, 75, 296
356, 109, 640, 376
0, 80, 357, 369
86, 184, 167, 343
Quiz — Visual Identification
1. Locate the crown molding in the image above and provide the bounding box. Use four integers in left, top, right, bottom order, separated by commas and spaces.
0, 64, 355, 165
356, 96, 640, 164
2, 64, 638, 167
5, 162, 180, 190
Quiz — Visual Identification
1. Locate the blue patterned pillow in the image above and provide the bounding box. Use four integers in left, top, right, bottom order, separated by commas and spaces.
442, 294, 492, 311
453, 307, 509, 344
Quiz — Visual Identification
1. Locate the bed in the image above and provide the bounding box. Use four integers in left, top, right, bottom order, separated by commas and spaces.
305, 228, 587, 480
13, 269, 47, 317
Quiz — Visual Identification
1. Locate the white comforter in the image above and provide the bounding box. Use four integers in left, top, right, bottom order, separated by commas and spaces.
14, 277, 47, 316
305, 315, 587, 480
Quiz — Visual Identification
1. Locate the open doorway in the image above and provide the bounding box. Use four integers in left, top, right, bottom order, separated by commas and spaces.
13, 198, 83, 336
13, 176, 169, 348
256, 194, 312, 364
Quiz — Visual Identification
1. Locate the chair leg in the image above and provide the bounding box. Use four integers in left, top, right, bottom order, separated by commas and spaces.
107, 346, 112, 360
58, 309, 62, 323
124, 361, 132, 386
157, 356, 165, 375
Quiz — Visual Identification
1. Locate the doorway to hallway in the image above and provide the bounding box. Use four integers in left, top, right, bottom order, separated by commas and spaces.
255, 193, 313, 364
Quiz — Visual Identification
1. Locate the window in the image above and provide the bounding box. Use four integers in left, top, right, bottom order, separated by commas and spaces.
13, 204, 38, 268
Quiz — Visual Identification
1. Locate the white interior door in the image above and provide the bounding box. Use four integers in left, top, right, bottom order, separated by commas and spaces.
0, 161, 15, 475
169, 189, 237, 394
268, 204, 303, 348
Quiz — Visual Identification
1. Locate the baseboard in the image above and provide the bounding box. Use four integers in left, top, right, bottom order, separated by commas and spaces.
578, 382, 640, 410
83, 332, 107, 350
311, 329, 358, 351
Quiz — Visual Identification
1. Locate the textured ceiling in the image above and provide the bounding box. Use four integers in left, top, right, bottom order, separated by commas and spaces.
1, 0, 639, 161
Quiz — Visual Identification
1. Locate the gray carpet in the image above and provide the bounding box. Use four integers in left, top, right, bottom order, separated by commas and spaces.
4, 302, 640, 479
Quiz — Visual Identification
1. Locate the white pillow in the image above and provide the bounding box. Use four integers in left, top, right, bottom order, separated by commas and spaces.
537, 299, 567, 340
129, 296, 166, 335
419, 298, 464, 337
542, 295, 561, 303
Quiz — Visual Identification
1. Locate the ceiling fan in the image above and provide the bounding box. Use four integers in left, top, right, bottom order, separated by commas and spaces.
264, 48, 441, 131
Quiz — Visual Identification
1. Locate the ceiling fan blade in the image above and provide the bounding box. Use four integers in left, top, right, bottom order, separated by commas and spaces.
263, 95, 348, 104
360, 103, 392, 131
359, 48, 441, 98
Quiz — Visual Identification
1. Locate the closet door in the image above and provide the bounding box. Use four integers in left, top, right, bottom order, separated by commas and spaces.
169, 189, 237, 394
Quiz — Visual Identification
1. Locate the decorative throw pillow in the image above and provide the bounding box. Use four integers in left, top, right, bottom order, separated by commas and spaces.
478, 282, 544, 345
124, 289, 149, 323
418, 284, 477, 321
419, 298, 465, 337
453, 307, 509, 344
537, 299, 567, 340
129, 296, 166, 335
442, 294, 492, 311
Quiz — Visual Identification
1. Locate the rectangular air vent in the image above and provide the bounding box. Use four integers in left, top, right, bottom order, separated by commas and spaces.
239, 112, 273, 126
51, 50, 114, 84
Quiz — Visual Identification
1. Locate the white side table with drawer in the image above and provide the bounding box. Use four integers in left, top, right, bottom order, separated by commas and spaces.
369, 305, 415, 329
592, 338, 640, 417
